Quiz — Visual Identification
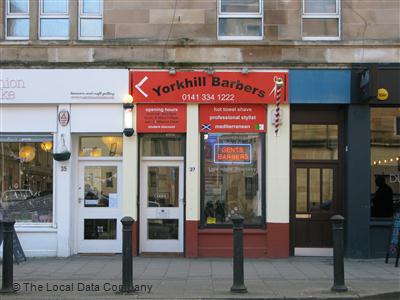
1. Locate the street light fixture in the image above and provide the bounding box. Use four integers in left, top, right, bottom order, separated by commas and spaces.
123, 94, 134, 137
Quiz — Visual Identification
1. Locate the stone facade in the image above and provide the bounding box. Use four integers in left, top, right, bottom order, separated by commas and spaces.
0, 0, 399, 65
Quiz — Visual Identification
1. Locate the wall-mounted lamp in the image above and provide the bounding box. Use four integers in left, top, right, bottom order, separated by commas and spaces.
241, 67, 249, 74
123, 94, 134, 137
206, 67, 214, 75
169, 67, 176, 75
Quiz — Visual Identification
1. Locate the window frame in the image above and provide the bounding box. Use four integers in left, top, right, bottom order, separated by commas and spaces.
301, 0, 341, 41
78, 0, 103, 40
200, 132, 266, 228
38, 0, 70, 40
217, 0, 264, 41
0, 134, 56, 227
5, 0, 30, 40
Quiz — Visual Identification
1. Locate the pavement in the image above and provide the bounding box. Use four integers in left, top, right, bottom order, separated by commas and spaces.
0, 256, 399, 299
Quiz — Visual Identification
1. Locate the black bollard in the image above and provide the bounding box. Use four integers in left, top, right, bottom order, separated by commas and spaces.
120, 216, 134, 293
230, 214, 247, 293
330, 215, 348, 292
0, 219, 16, 293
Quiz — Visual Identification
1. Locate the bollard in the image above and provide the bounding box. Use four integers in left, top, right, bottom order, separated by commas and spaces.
230, 214, 247, 293
0, 219, 16, 293
120, 216, 134, 293
330, 215, 348, 292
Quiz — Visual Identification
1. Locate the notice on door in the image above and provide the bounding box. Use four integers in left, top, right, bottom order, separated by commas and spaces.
137, 104, 187, 132
199, 104, 266, 133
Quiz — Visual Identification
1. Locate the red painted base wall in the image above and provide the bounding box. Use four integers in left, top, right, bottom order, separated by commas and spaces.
185, 221, 289, 258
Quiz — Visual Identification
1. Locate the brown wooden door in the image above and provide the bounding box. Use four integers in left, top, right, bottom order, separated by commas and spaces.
291, 162, 339, 248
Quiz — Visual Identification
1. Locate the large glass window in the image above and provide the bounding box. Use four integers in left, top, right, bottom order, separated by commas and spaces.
370, 107, 400, 218
141, 134, 185, 157
202, 133, 264, 226
79, 0, 103, 39
218, 0, 263, 40
39, 0, 69, 39
79, 136, 123, 157
302, 0, 340, 40
0, 136, 53, 223
5, 0, 29, 39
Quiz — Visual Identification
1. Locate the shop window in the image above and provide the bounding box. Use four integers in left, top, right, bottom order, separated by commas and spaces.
79, 136, 123, 157
201, 133, 264, 226
370, 107, 400, 218
302, 0, 340, 40
141, 134, 185, 157
0, 135, 53, 223
5, 0, 30, 40
39, 0, 69, 39
217, 0, 263, 40
292, 124, 338, 160
79, 0, 103, 40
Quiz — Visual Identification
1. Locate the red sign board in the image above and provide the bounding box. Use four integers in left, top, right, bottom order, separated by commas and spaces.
131, 71, 288, 104
199, 104, 266, 133
214, 144, 252, 164
137, 104, 186, 132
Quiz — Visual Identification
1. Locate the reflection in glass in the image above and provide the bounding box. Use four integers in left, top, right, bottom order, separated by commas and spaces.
82, 0, 101, 14
84, 219, 116, 239
296, 168, 307, 212
7, 18, 29, 37
0, 137, 53, 223
203, 134, 262, 225
303, 19, 339, 37
42, 0, 68, 13
292, 125, 338, 160
221, 0, 260, 13
141, 134, 184, 156
79, 136, 123, 157
9, 0, 29, 13
40, 19, 69, 37
309, 168, 320, 211
148, 219, 178, 239
84, 166, 117, 207
370, 107, 400, 218
322, 168, 333, 211
304, 0, 337, 14
148, 167, 178, 207
80, 19, 102, 37
219, 18, 262, 37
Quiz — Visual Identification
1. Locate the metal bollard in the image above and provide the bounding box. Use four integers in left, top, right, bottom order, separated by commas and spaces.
230, 214, 247, 293
0, 219, 16, 293
330, 215, 348, 292
120, 216, 134, 293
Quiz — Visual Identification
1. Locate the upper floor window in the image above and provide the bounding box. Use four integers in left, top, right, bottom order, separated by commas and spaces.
302, 0, 340, 40
217, 0, 263, 41
5, 0, 29, 40
39, 0, 69, 39
79, 0, 103, 40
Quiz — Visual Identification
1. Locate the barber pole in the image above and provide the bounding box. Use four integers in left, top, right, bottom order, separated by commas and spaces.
269, 77, 284, 136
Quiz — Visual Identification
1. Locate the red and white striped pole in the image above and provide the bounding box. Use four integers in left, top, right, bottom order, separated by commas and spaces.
273, 77, 284, 137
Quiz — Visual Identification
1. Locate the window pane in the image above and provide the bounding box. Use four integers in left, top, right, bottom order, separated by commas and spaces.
148, 167, 179, 208
303, 18, 339, 37
141, 134, 184, 156
296, 168, 307, 212
42, 0, 68, 13
7, 18, 29, 37
84, 166, 117, 208
40, 19, 69, 37
309, 168, 320, 211
203, 133, 262, 225
304, 0, 337, 14
0, 140, 53, 223
79, 136, 123, 157
221, 0, 260, 13
148, 219, 178, 239
80, 18, 102, 38
322, 168, 333, 211
82, 0, 101, 14
370, 107, 400, 218
9, 0, 29, 13
84, 219, 116, 239
219, 18, 262, 37
292, 125, 338, 160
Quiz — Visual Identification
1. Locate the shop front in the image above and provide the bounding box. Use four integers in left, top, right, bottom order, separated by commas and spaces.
131, 70, 290, 258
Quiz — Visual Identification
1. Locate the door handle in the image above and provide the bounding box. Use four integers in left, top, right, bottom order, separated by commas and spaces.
78, 197, 84, 204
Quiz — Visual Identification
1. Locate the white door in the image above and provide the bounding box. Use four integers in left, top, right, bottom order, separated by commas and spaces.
140, 160, 184, 253
77, 161, 122, 253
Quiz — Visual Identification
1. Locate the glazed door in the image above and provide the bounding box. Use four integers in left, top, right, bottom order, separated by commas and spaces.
77, 161, 122, 253
291, 162, 339, 251
140, 160, 184, 253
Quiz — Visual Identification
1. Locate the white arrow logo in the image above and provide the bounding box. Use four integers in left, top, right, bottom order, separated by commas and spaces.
135, 76, 149, 98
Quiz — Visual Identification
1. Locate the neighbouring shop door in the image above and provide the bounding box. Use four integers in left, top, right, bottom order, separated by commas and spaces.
140, 160, 184, 253
292, 162, 339, 251
77, 161, 122, 253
